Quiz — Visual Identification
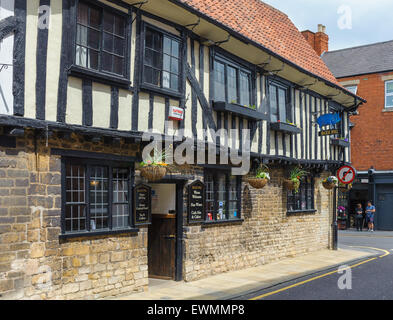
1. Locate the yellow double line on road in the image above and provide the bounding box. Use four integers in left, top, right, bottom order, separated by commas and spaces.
348, 246, 390, 258
250, 246, 390, 300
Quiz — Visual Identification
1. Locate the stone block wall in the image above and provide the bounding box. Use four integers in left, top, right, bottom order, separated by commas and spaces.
0, 130, 148, 299
0, 128, 335, 298
182, 168, 333, 282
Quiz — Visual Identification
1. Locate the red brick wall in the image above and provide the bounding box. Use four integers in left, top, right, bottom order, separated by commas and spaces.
340, 71, 393, 171
301, 30, 329, 56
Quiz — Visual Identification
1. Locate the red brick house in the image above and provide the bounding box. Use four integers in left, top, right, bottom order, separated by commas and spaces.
322, 40, 393, 230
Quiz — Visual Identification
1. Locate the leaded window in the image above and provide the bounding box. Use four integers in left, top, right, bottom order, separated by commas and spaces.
112, 168, 130, 229
269, 82, 290, 123
65, 165, 86, 233
63, 160, 132, 234
213, 55, 252, 107
287, 176, 315, 212
76, 1, 127, 77
205, 170, 241, 221
143, 26, 180, 92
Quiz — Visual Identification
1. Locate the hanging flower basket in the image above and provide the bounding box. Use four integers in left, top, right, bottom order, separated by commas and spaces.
283, 179, 300, 191
284, 167, 308, 193
248, 178, 268, 189
248, 165, 270, 189
322, 181, 336, 190
322, 176, 338, 190
140, 165, 167, 182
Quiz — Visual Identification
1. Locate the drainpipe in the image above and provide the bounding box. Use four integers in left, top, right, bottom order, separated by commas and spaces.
332, 186, 338, 250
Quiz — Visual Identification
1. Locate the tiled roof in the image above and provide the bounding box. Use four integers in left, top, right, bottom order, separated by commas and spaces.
323, 40, 393, 78
177, 0, 340, 85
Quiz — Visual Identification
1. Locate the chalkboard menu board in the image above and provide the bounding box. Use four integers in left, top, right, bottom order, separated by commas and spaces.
188, 180, 205, 223
134, 184, 151, 226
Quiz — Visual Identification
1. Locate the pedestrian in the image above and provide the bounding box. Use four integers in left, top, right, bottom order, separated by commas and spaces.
355, 203, 364, 231
365, 201, 376, 232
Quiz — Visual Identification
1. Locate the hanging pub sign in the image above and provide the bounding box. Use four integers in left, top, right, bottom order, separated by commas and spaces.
318, 129, 339, 137
316, 113, 341, 136
134, 184, 152, 226
188, 180, 205, 223
316, 113, 341, 128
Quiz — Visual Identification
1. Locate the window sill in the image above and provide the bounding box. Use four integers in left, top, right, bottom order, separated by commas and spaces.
59, 228, 140, 241
140, 83, 183, 99
270, 122, 302, 134
212, 101, 266, 120
330, 138, 350, 148
287, 210, 317, 216
382, 108, 393, 113
68, 65, 131, 89
202, 219, 244, 226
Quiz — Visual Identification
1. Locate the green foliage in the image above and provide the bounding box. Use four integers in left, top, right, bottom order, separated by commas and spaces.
288, 167, 308, 193
255, 164, 270, 180
289, 167, 308, 182
139, 146, 169, 168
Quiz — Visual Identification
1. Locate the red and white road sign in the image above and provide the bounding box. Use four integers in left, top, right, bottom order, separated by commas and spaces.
337, 166, 356, 185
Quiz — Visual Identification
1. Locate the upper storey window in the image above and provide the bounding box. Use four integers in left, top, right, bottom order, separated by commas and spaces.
213, 55, 252, 107
385, 80, 393, 109
344, 85, 358, 95
142, 26, 181, 93
269, 81, 290, 123
75, 2, 127, 77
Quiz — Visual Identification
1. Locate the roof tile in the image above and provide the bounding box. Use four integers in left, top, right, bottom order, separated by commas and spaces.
178, 0, 339, 85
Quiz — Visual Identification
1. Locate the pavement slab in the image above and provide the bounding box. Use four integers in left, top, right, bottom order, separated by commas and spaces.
112, 248, 372, 300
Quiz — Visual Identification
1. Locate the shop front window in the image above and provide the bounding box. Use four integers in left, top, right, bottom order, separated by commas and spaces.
287, 176, 315, 212
205, 170, 241, 221
63, 160, 132, 234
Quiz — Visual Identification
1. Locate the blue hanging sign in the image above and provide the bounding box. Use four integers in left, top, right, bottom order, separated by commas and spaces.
316, 113, 341, 128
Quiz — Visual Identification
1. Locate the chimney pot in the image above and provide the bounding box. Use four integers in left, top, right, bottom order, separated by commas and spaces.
318, 24, 326, 33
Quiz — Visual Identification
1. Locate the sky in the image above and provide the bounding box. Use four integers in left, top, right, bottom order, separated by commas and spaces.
262, 0, 393, 51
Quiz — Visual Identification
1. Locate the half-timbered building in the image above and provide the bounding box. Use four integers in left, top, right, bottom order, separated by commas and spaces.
0, 0, 364, 299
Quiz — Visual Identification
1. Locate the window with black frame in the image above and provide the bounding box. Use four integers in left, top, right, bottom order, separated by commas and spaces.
213, 56, 252, 107
287, 176, 315, 213
75, 1, 127, 77
205, 170, 241, 222
269, 82, 290, 123
64, 161, 132, 234
142, 26, 180, 92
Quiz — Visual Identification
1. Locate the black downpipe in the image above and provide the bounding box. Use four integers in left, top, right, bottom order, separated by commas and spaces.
332, 186, 338, 250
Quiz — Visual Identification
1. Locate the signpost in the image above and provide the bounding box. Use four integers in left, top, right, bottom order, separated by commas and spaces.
187, 180, 205, 223
134, 184, 152, 226
332, 165, 357, 250
337, 165, 356, 185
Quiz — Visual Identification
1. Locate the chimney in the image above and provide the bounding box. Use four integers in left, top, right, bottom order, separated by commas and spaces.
301, 24, 329, 56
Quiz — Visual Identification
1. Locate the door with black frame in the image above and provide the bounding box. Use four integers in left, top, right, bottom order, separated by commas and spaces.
148, 183, 177, 280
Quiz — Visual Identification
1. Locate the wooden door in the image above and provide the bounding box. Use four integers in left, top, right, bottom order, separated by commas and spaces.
148, 214, 176, 279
